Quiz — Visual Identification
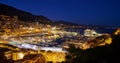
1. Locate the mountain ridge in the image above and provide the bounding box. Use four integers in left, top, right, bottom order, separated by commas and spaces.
0, 3, 51, 23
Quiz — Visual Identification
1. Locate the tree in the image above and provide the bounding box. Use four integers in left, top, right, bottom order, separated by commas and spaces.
65, 44, 87, 63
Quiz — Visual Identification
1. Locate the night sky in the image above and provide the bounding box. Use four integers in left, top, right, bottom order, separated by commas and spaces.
0, 0, 120, 27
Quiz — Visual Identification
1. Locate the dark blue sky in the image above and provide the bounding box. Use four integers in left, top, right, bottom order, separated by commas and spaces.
0, 0, 120, 27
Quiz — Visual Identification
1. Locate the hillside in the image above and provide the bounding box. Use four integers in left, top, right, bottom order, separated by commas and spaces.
0, 3, 51, 23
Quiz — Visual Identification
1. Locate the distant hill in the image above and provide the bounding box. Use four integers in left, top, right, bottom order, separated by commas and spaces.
0, 3, 51, 23
54, 20, 79, 26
